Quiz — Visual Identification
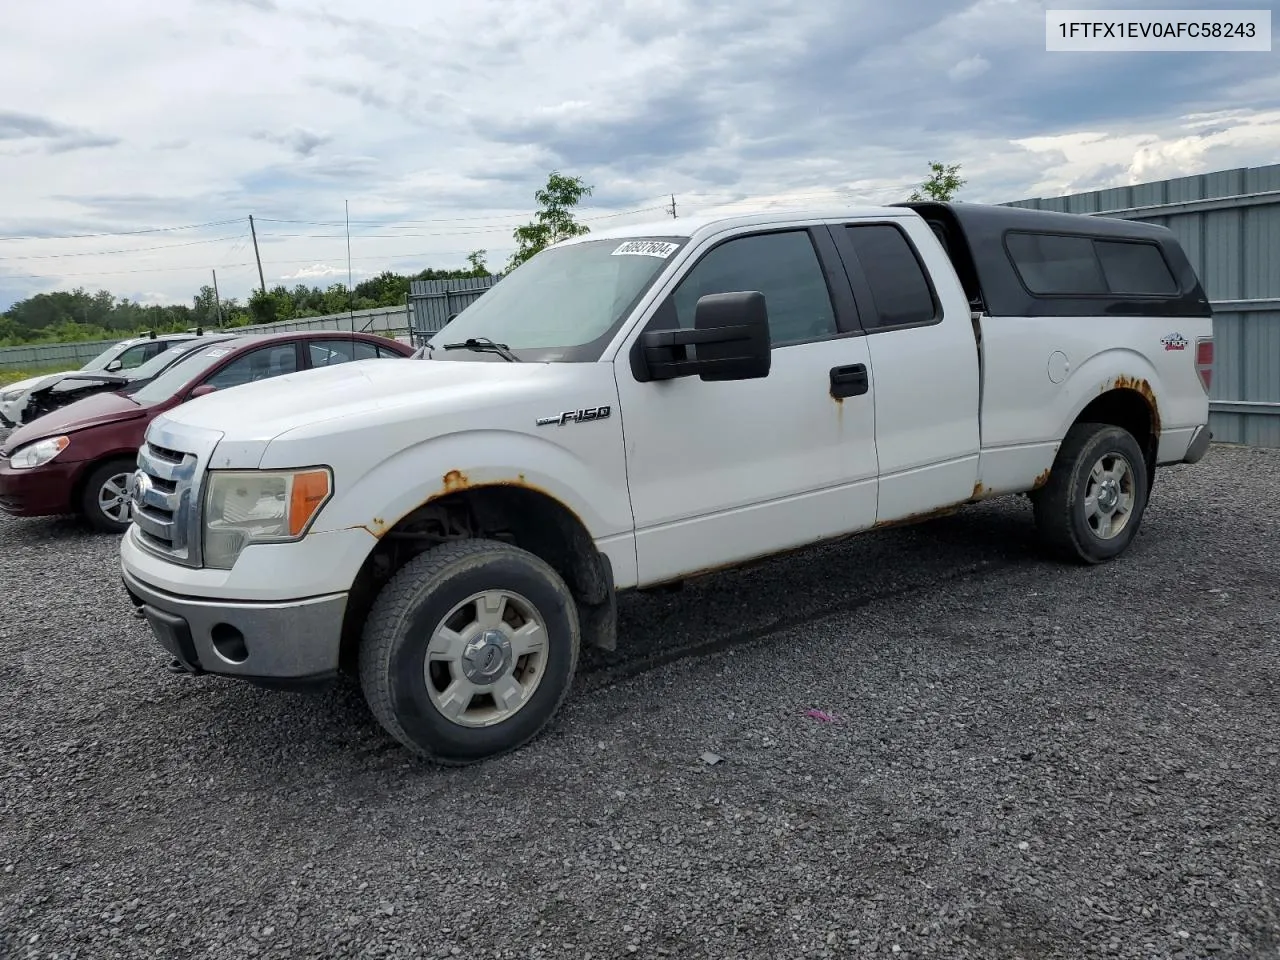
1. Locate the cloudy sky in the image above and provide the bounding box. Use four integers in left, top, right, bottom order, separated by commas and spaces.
0, 0, 1276, 309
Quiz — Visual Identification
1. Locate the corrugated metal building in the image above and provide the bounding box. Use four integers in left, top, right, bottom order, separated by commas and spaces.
1005, 162, 1280, 447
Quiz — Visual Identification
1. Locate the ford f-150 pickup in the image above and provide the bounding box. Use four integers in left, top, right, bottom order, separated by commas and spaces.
118, 200, 1215, 765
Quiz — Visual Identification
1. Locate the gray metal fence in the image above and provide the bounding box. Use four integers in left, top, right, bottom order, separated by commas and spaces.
1005, 162, 1280, 447
407, 276, 500, 344
231, 304, 411, 336
0, 338, 123, 373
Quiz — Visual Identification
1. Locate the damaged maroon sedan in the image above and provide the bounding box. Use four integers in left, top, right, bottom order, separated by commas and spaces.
0, 330, 414, 533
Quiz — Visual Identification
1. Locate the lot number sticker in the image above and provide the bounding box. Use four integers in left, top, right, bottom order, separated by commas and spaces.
611, 240, 679, 258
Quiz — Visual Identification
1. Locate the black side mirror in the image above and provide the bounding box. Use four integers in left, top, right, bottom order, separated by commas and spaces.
637, 291, 771, 383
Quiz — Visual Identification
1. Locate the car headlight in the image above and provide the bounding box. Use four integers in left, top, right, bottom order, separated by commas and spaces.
8, 436, 70, 470
202, 468, 333, 570
1, 389, 25, 402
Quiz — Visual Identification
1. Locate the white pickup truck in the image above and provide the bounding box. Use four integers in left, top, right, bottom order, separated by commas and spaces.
119, 200, 1215, 764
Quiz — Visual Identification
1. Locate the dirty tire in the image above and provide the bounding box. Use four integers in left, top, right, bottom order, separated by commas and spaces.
358, 538, 580, 765
1032, 421, 1150, 565
79, 458, 137, 535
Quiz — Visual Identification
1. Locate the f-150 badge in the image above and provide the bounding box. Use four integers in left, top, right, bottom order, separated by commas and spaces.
536, 406, 611, 427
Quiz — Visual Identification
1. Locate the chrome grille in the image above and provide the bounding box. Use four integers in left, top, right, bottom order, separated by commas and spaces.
128, 418, 226, 568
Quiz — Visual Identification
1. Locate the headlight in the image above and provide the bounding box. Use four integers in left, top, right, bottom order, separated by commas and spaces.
202, 468, 333, 570
8, 436, 70, 470
1, 389, 24, 402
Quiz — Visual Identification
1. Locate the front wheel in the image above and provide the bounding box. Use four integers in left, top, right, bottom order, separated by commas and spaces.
79, 458, 137, 534
358, 539, 580, 764
1032, 422, 1150, 564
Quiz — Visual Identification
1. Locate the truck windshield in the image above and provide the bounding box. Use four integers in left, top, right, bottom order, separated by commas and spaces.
428, 236, 687, 361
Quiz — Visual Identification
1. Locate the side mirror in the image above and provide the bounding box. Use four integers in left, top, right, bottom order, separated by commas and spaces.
105, 360, 122, 373
189, 384, 218, 398
637, 291, 771, 383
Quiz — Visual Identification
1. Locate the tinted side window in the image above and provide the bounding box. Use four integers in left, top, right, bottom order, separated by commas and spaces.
309, 340, 357, 367
670, 230, 836, 346
1095, 240, 1178, 295
845, 225, 937, 328
204, 344, 299, 389
376, 343, 404, 359
116, 344, 152, 370
1005, 233, 1107, 295
311, 339, 383, 365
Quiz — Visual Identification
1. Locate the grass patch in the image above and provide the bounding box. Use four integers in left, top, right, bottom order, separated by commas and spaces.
0, 365, 77, 387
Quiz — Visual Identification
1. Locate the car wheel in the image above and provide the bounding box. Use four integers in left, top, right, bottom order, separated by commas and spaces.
80, 458, 137, 535
358, 538, 580, 765
1032, 422, 1150, 564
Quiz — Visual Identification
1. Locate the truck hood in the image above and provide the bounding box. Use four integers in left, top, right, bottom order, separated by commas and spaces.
0, 391, 148, 454
156, 357, 585, 444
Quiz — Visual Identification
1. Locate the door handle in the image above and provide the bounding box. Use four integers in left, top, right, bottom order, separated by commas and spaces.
829, 363, 869, 399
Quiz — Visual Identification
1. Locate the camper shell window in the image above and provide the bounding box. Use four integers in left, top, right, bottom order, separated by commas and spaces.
893, 200, 1211, 320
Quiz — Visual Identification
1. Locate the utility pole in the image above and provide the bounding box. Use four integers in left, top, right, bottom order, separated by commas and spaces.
211, 269, 223, 327
248, 215, 266, 295
668, 194, 677, 218
345, 199, 355, 331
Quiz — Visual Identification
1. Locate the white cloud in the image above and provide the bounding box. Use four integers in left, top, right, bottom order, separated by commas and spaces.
0, 0, 1277, 309
948, 55, 991, 82
277, 263, 364, 281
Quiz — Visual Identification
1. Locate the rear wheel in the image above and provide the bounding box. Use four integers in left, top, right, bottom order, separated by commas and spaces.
358, 538, 580, 764
79, 458, 136, 534
1032, 422, 1150, 564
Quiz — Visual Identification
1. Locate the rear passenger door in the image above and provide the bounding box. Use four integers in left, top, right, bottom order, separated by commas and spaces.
827, 218, 981, 524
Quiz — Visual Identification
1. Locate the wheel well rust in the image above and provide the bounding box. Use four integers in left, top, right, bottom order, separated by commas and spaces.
339, 473, 615, 671
1077, 380, 1160, 477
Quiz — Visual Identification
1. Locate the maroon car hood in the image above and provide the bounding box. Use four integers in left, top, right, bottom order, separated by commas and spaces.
1, 391, 152, 455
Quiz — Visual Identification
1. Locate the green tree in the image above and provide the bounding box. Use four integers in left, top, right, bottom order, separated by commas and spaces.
465, 250, 488, 275
507, 171, 593, 272
909, 161, 966, 202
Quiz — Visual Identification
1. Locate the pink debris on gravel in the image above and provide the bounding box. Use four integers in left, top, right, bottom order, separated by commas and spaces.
803, 709, 840, 723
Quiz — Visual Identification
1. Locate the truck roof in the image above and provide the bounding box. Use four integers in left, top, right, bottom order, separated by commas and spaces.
561, 204, 915, 245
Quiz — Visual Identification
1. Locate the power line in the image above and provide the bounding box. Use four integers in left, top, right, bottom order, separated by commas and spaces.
3, 201, 683, 284
0, 217, 246, 243
0, 234, 246, 262
5, 247, 494, 283
252, 200, 673, 228
0, 204, 672, 261
250, 206, 673, 242
3, 261, 259, 281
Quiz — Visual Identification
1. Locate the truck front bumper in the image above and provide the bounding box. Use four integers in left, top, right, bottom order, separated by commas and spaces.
122, 565, 348, 684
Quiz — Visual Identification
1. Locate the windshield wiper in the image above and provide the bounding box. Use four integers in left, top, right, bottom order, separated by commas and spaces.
441, 336, 521, 362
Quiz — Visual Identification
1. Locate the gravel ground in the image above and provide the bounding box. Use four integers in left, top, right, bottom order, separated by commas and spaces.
1, 442, 1278, 960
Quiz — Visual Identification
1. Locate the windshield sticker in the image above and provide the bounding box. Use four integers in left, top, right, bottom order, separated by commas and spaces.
611, 240, 679, 259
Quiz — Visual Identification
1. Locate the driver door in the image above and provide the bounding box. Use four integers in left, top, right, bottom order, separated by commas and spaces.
614, 225, 880, 587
